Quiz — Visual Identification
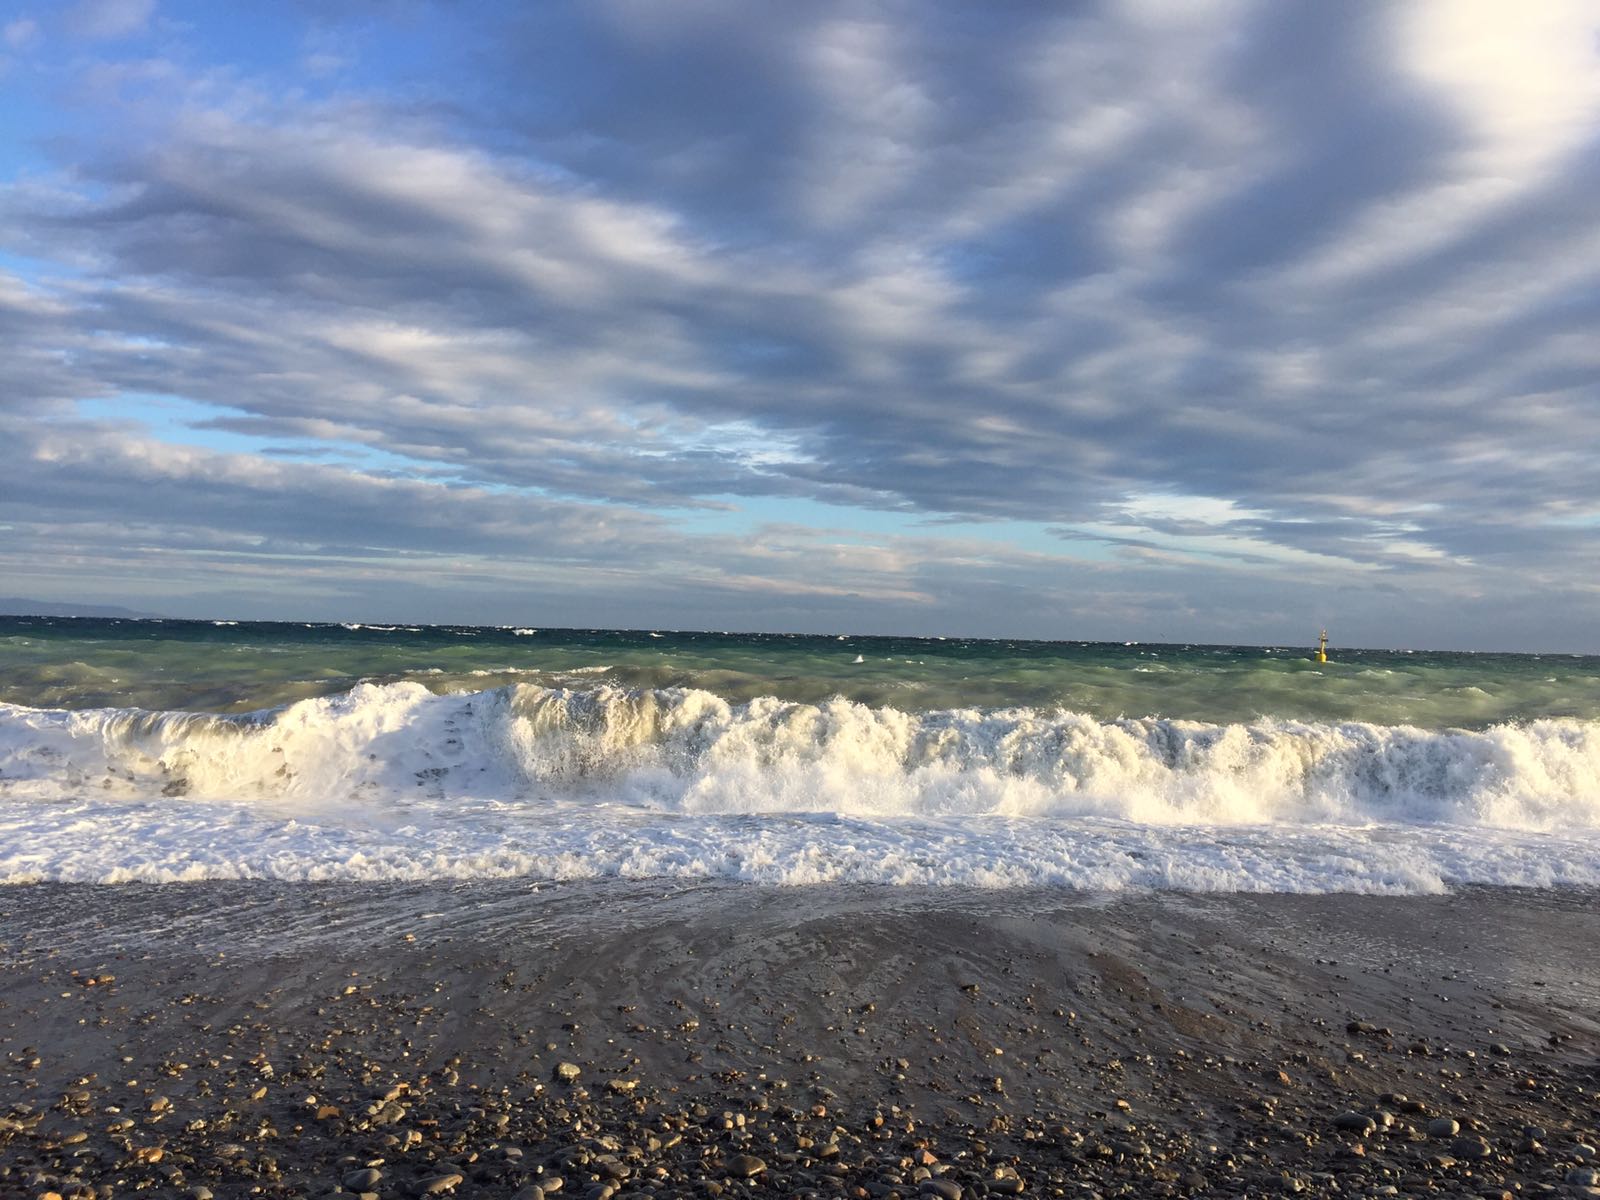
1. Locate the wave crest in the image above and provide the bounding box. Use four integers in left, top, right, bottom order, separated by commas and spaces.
2, 681, 1598, 830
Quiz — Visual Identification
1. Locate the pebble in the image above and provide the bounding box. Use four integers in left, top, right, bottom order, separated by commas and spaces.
1449, 1136, 1491, 1160
554, 1062, 582, 1084
344, 1167, 383, 1190
417, 1173, 465, 1195
1333, 1112, 1376, 1136
1568, 1168, 1600, 1187
1426, 1117, 1460, 1138
922, 1179, 963, 1200
726, 1154, 767, 1178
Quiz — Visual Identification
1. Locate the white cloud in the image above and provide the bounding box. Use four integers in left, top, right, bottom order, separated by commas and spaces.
4, 18, 40, 49
1283, 0, 1600, 291
68, 0, 155, 40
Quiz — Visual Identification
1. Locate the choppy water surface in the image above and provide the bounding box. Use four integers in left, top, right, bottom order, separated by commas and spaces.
2, 617, 1598, 892
4, 617, 1597, 725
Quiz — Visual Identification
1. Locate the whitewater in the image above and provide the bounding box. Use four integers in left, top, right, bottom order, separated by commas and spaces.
4, 673, 1600, 892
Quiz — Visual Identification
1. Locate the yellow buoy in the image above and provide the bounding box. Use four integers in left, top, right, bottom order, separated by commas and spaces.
1316, 629, 1328, 663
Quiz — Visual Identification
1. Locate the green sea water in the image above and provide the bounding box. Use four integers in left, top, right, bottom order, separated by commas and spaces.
2, 616, 1597, 729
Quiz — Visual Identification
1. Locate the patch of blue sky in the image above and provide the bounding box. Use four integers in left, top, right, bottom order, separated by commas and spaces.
157, 0, 481, 105
156, 2, 307, 75
0, 247, 82, 287
0, 62, 65, 179
72, 392, 425, 474
671, 494, 1114, 560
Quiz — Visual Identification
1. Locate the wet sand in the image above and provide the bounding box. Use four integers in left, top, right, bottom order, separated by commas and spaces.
3, 882, 1599, 1198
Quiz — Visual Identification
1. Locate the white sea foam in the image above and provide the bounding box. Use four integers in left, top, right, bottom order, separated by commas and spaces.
2, 682, 1599, 890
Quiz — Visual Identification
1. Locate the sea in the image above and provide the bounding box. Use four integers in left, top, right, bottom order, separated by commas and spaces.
2, 616, 1598, 893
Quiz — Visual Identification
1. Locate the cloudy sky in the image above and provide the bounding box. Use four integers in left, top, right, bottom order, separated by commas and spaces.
2, 0, 1598, 649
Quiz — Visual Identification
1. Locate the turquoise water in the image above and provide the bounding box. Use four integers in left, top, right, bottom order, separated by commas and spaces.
3, 616, 1597, 728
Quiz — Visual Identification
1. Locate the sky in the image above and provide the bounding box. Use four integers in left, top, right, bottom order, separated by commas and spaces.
1, 0, 1598, 649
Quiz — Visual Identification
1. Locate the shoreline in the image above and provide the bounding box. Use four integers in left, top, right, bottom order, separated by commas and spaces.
4, 882, 1599, 1197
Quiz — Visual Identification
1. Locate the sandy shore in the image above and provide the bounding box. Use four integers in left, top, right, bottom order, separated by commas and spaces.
3, 882, 1599, 1198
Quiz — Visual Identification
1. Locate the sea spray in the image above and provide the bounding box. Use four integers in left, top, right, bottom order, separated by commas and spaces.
3, 682, 1600, 889
5, 683, 1600, 827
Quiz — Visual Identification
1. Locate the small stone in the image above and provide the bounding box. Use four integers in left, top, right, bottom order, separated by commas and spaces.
726, 1154, 767, 1178
189, 1189, 214, 1200
512, 1188, 545, 1200
1568, 1169, 1600, 1187
605, 1078, 638, 1094
553, 1062, 581, 1084
1449, 1137, 1491, 1160
148, 1096, 171, 1113
921, 1179, 963, 1200
1333, 1112, 1377, 1136
582, 1185, 613, 1200
1427, 1117, 1460, 1138
344, 1168, 383, 1190
417, 1174, 465, 1196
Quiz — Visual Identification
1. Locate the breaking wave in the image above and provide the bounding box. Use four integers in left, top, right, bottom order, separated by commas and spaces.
2, 682, 1598, 890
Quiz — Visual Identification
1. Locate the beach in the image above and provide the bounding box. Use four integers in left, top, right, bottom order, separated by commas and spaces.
4, 880, 1599, 1198
4, 620, 1600, 1196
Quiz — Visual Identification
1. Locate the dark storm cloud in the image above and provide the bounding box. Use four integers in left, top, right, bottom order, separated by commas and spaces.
2, 0, 1598, 644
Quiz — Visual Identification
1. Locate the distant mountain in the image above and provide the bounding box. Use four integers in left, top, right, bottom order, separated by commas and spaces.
0, 597, 167, 619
